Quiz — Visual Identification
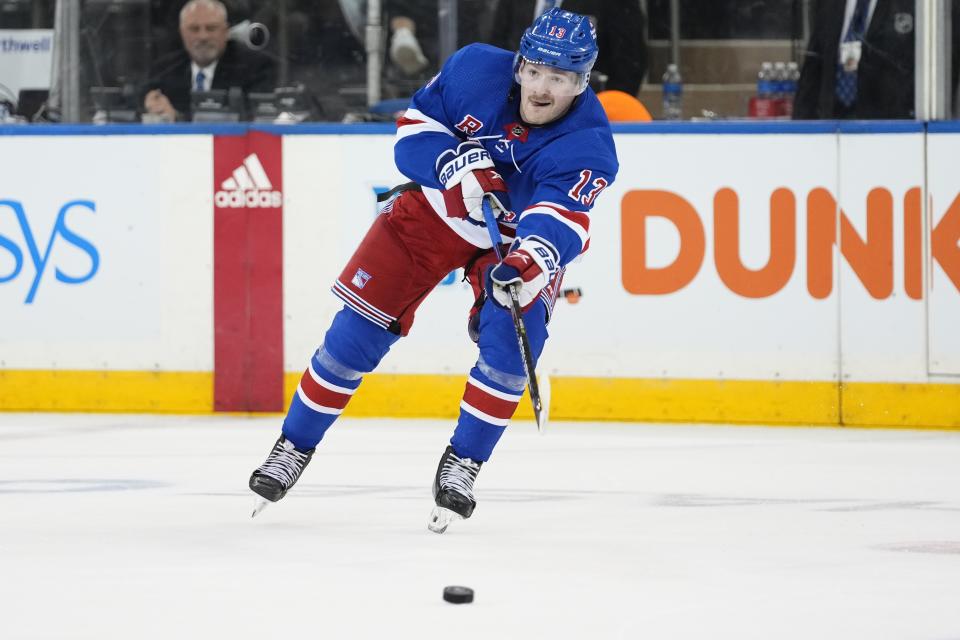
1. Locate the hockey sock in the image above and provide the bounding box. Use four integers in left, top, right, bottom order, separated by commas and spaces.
282, 308, 398, 449
282, 348, 361, 449
451, 360, 526, 462
450, 300, 549, 461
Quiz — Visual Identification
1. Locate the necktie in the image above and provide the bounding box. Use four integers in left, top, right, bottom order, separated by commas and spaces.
835, 0, 871, 107
195, 70, 206, 92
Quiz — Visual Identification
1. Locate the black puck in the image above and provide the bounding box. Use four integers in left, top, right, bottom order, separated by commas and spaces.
443, 585, 474, 604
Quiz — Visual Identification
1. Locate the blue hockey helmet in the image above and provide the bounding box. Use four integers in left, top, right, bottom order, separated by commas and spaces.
515, 8, 598, 94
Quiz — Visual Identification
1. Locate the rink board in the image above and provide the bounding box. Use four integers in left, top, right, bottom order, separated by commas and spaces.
0, 123, 958, 427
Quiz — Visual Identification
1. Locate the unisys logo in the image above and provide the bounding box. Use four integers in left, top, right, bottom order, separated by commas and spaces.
214, 153, 282, 208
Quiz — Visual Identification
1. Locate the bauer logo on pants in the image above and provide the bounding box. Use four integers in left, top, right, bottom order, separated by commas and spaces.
214, 153, 283, 208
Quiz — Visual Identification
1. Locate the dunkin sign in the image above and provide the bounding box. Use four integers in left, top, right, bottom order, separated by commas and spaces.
621, 187, 960, 300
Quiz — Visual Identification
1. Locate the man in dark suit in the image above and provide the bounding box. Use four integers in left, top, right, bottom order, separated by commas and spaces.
142, 0, 275, 121
793, 0, 916, 119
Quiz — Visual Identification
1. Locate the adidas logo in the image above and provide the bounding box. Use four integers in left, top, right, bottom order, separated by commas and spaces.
214, 153, 283, 208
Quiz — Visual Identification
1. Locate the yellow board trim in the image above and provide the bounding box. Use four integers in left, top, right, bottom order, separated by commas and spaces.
0, 370, 212, 413
549, 377, 841, 425
2, 370, 957, 429
842, 381, 960, 429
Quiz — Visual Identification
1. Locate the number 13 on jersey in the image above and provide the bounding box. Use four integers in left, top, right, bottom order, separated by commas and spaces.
568, 169, 609, 206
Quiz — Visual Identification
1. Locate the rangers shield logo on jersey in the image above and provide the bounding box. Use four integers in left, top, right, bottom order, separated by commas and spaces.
351, 268, 372, 289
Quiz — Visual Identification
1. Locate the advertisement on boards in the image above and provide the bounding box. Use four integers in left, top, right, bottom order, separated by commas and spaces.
2, 128, 957, 422
926, 132, 960, 375
0, 135, 213, 371
213, 130, 284, 411
564, 133, 842, 381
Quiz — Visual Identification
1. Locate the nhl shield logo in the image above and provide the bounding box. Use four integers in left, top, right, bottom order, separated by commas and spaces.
351, 268, 372, 289
503, 121, 529, 142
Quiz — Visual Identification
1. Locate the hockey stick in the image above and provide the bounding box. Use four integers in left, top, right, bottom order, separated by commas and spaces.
481, 197, 549, 432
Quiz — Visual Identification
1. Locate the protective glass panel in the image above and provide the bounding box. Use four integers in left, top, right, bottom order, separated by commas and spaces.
0, 0, 934, 123
953, 0, 960, 118
643, 0, 919, 121
0, 0, 55, 121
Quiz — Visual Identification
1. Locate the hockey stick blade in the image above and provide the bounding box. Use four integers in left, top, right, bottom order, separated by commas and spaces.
481, 198, 546, 432
537, 373, 551, 433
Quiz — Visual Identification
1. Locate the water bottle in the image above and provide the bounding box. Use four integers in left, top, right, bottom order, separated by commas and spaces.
661, 63, 683, 121
782, 61, 800, 117
750, 61, 776, 118
772, 61, 788, 116
757, 62, 775, 100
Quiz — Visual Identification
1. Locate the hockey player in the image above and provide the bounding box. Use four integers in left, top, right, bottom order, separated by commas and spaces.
249, 8, 619, 533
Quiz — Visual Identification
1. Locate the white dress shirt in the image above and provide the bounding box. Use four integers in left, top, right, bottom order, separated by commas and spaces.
190, 60, 219, 92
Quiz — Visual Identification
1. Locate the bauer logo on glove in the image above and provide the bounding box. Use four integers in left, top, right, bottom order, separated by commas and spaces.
437, 141, 493, 187
436, 141, 512, 223
486, 236, 559, 311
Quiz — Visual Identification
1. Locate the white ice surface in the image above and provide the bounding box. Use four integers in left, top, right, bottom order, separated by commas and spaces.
1, 415, 959, 640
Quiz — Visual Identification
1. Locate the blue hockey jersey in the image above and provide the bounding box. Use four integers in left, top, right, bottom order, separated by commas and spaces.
394, 43, 619, 268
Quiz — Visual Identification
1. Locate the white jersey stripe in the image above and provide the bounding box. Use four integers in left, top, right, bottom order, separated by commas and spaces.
331, 290, 390, 329
536, 200, 585, 211
467, 375, 524, 402
396, 122, 456, 142
521, 204, 590, 245
396, 108, 457, 141
333, 281, 396, 323
344, 303, 389, 329
297, 384, 344, 415
460, 400, 512, 427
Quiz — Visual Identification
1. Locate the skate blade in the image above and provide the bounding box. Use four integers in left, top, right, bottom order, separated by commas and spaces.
428, 506, 462, 534
251, 497, 271, 518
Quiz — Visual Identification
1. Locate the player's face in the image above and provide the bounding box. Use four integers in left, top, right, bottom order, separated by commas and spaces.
517, 61, 579, 125
180, 4, 229, 67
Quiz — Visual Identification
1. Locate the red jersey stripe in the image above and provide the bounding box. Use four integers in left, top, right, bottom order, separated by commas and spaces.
396, 116, 426, 128
534, 202, 591, 233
